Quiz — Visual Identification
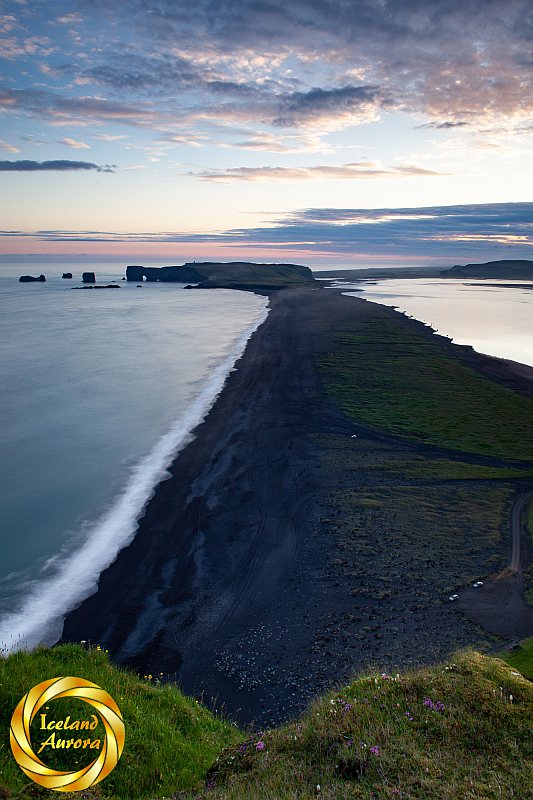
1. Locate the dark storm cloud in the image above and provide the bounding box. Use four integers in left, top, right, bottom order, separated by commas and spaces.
0, 159, 113, 171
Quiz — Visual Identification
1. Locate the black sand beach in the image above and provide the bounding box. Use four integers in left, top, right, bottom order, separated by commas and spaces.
62, 286, 533, 726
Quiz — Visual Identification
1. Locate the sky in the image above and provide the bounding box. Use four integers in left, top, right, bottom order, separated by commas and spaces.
1, 0, 532, 267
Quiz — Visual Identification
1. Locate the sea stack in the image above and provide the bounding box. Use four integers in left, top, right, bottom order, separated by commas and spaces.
19, 275, 46, 282
62, 272, 73, 279
82, 272, 96, 283
126, 265, 144, 282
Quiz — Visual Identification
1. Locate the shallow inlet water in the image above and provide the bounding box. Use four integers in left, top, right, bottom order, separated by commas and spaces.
0, 264, 267, 651
338, 278, 533, 369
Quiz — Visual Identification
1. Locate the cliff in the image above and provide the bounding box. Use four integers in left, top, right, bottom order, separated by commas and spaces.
126, 261, 314, 288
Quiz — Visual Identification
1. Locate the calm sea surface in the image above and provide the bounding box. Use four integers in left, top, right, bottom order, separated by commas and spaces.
340, 278, 533, 368
0, 263, 267, 651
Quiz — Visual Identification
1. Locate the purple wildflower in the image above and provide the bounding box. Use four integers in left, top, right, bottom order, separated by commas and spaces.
255, 741, 265, 751
370, 745, 380, 756
423, 698, 445, 712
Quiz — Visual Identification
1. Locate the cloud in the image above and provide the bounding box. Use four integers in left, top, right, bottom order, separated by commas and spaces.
194, 161, 446, 182
227, 202, 533, 257
58, 137, 90, 149
0, 139, 20, 153
0, 87, 158, 127
417, 121, 470, 130
159, 132, 209, 148
272, 85, 387, 128
1, 0, 532, 161
0, 29, 54, 59
95, 0, 533, 128
223, 130, 330, 153
91, 133, 128, 141
5, 203, 530, 262
0, 160, 114, 172
56, 13, 83, 25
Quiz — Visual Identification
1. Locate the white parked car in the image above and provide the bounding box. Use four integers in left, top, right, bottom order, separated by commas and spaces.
448, 594, 459, 601
473, 581, 483, 588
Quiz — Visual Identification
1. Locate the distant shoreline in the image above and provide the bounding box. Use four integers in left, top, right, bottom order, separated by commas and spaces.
62, 285, 533, 726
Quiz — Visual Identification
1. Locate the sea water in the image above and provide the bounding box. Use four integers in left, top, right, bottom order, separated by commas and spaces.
338, 278, 533, 368
0, 263, 268, 651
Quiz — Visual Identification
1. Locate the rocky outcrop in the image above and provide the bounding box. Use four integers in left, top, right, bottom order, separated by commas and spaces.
82, 272, 96, 283
72, 284, 120, 290
144, 265, 205, 282
126, 264, 205, 282
124, 262, 314, 288
62, 272, 73, 279
126, 265, 145, 282
19, 274, 46, 282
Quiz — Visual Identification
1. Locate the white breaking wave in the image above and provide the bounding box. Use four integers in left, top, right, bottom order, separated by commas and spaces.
0, 299, 269, 654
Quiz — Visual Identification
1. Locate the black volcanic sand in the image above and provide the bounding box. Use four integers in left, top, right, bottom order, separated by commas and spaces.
62, 287, 533, 727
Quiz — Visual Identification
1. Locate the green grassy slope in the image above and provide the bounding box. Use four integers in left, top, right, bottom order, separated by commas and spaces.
318, 316, 533, 461
186, 261, 314, 286
1, 648, 531, 800
501, 637, 533, 680
191, 651, 532, 800
0, 645, 239, 799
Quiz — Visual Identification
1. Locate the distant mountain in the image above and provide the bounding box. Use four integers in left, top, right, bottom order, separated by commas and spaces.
442, 259, 533, 279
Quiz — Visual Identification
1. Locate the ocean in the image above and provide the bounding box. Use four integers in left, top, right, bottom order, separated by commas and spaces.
0, 263, 268, 652
339, 277, 533, 369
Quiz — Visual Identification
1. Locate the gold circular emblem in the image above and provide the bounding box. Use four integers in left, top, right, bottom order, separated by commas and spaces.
10, 676, 125, 792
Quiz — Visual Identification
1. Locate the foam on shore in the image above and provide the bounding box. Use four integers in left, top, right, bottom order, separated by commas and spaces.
0, 300, 269, 654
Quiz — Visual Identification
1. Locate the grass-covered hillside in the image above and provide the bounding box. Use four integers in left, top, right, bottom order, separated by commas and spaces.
319, 314, 533, 462
501, 636, 533, 680
1, 646, 531, 800
187, 261, 314, 287
0, 644, 239, 799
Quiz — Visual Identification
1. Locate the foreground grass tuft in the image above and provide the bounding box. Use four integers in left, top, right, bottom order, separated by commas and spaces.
1, 648, 531, 799
188, 652, 532, 800
0, 644, 239, 799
